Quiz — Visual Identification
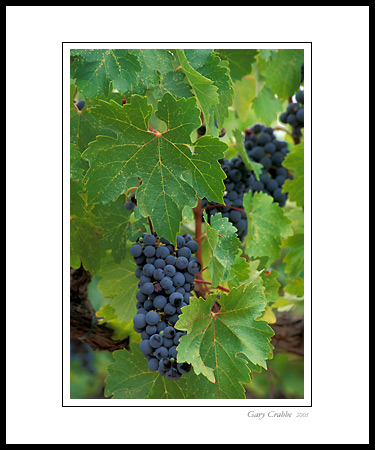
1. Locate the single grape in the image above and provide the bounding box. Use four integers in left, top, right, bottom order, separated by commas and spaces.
149, 333, 163, 349
145, 310, 159, 326
143, 234, 156, 246
129, 244, 143, 258
163, 326, 176, 339
76, 100, 85, 111
133, 314, 146, 329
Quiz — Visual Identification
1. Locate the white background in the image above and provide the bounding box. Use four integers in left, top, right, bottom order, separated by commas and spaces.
6, 6, 369, 445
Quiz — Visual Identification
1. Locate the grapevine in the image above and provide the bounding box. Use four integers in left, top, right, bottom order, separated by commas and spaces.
69, 47, 305, 400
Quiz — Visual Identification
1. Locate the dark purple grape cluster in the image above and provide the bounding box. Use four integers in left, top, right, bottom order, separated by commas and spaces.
201, 123, 293, 241
279, 89, 304, 137
130, 233, 201, 379
243, 123, 293, 207
202, 156, 250, 241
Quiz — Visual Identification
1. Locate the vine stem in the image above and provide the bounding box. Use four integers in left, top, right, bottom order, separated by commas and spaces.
193, 197, 203, 267
192, 198, 212, 297
147, 216, 153, 235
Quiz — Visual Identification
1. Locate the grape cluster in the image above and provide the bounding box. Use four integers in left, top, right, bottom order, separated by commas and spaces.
202, 156, 250, 241
243, 123, 293, 207
202, 124, 292, 240
130, 233, 201, 379
279, 89, 304, 137
70, 339, 95, 374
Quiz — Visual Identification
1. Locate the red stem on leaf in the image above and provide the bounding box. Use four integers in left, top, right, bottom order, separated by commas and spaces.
204, 203, 246, 214
193, 279, 230, 293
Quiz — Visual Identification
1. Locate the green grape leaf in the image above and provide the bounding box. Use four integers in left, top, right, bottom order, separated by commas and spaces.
284, 277, 304, 298
92, 193, 147, 263
252, 86, 283, 126
262, 269, 281, 304
214, 49, 258, 81
105, 345, 193, 399
232, 76, 256, 122
91, 196, 132, 263
176, 284, 274, 398
259, 49, 278, 62
226, 256, 251, 288
175, 49, 219, 135
70, 84, 117, 154
96, 304, 137, 341
71, 49, 141, 97
204, 212, 245, 287
283, 233, 304, 280
197, 55, 234, 131
129, 49, 175, 88
97, 256, 139, 323
184, 49, 213, 69
283, 142, 304, 207
253, 257, 281, 304
262, 49, 304, 100
70, 213, 106, 273
70, 147, 106, 272
243, 192, 293, 263
83, 93, 227, 244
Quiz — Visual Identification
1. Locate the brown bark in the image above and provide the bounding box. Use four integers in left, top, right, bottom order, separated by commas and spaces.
270, 312, 304, 357
70, 266, 129, 352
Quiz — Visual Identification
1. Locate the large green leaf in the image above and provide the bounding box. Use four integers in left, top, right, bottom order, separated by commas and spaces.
105, 345, 194, 399
252, 86, 283, 126
196, 54, 234, 131
243, 192, 293, 263
82, 93, 227, 244
71, 49, 141, 97
92, 194, 147, 263
175, 49, 219, 135
97, 256, 139, 323
204, 212, 245, 287
262, 49, 304, 100
214, 49, 258, 81
70, 144, 106, 272
176, 284, 274, 398
70, 83, 117, 154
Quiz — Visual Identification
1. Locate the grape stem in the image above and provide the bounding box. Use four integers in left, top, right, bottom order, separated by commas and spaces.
147, 216, 153, 235
193, 279, 230, 293
194, 232, 207, 243
205, 203, 245, 214
273, 125, 293, 136
125, 178, 142, 198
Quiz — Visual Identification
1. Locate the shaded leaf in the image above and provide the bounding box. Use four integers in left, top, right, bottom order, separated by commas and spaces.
243, 192, 293, 263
